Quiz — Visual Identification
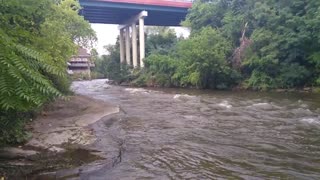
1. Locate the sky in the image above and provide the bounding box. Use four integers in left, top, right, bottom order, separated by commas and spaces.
91, 24, 190, 55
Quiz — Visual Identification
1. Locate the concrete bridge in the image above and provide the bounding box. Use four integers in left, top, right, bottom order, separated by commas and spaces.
79, 0, 192, 68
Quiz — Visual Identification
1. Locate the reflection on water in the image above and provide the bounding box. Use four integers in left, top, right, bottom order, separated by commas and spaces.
72, 80, 320, 179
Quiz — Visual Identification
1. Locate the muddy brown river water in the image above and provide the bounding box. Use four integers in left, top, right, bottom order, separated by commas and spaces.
70, 79, 320, 179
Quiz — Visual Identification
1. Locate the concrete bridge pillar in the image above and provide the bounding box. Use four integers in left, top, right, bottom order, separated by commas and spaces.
119, 11, 148, 68
125, 26, 131, 65
132, 23, 138, 67
119, 28, 125, 64
139, 17, 145, 67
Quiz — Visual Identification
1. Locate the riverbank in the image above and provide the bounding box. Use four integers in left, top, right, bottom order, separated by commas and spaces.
0, 95, 119, 178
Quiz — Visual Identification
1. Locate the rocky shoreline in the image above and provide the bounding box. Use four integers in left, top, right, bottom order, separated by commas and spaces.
0, 95, 119, 179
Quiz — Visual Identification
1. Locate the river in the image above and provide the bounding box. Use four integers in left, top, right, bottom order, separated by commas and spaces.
71, 79, 320, 179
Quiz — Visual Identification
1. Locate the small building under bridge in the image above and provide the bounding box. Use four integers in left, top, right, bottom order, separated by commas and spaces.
68, 48, 94, 79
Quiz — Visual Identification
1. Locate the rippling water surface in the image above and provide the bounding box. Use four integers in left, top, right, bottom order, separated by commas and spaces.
72, 79, 320, 179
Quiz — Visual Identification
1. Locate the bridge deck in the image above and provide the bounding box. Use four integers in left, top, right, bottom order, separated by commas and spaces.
79, 0, 192, 26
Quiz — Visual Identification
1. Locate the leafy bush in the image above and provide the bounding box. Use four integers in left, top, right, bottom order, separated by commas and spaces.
90, 71, 105, 79
243, 70, 276, 91
129, 27, 240, 89
146, 27, 178, 56
0, 111, 33, 146
173, 27, 239, 89
132, 54, 176, 87
144, 54, 177, 75
70, 72, 91, 81
276, 64, 311, 88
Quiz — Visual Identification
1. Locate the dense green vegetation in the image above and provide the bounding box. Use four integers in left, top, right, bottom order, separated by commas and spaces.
97, 0, 320, 91
0, 0, 96, 145
131, 27, 240, 89
92, 42, 132, 82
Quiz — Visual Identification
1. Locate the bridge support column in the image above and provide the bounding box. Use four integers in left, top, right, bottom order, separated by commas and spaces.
119, 11, 148, 68
139, 17, 145, 67
132, 23, 138, 68
119, 29, 125, 64
125, 26, 131, 65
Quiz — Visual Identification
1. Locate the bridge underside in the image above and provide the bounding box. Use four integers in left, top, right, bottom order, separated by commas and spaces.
79, 0, 192, 68
79, 0, 190, 26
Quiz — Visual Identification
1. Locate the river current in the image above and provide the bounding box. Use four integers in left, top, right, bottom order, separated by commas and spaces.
71, 79, 320, 179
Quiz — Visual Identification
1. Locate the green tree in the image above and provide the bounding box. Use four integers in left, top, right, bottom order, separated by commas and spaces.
0, 0, 96, 145
184, 0, 320, 90
92, 40, 131, 83
145, 27, 178, 56
131, 27, 239, 89
173, 27, 239, 89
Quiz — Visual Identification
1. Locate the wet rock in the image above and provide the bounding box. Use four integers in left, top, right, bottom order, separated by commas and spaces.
120, 82, 129, 86
55, 168, 82, 179
36, 172, 56, 180
287, 88, 296, 92
26, 95, 119, 150
48, 146, 65, 153
103, 84, 110, 89
0, 147, 38, 159
27, 128, 97, 149
8, 160, 34, 166
303, 87, 312, 92
106, 80, 117, 85
275, 89, 287, 92
1, 93, 119, 178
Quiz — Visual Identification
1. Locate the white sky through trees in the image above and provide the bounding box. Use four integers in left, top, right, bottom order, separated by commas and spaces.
91, 24, 190, 55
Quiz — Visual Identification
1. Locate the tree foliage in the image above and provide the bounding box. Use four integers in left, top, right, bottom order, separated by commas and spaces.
0, 0, 96, 145
183, 0, 320, 90
145, 27, 179, 56
92, 40, 131, 82
0, 31, 63, 111
125, 27, 239, 89
173, 27, 238, 89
